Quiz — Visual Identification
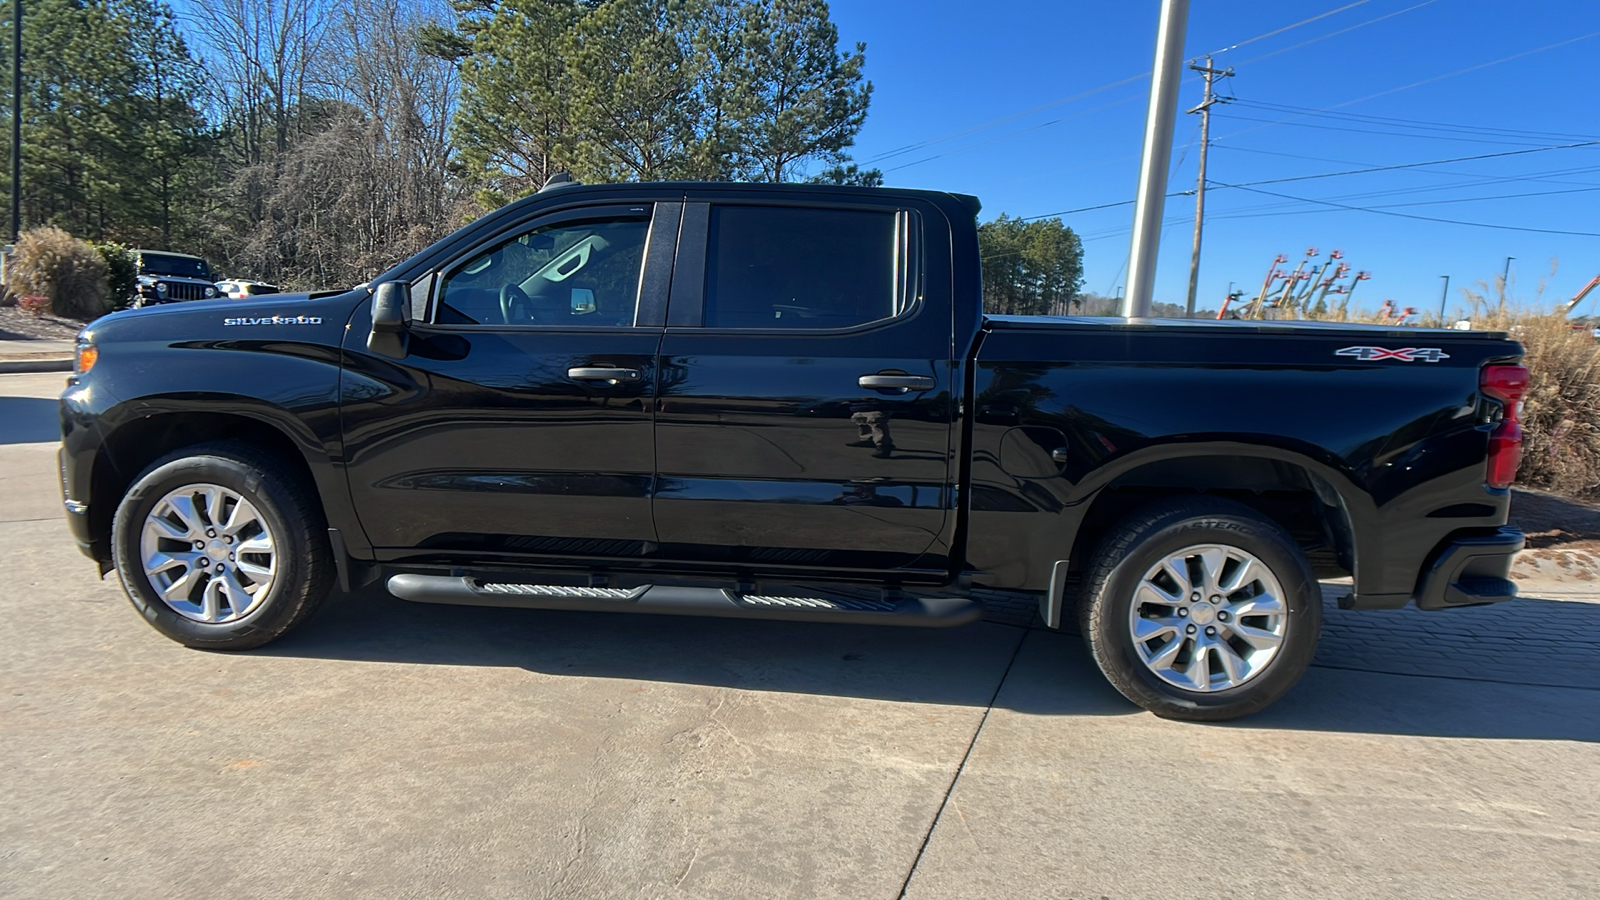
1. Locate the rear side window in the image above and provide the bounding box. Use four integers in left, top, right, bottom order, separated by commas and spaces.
704, 206, 900, 329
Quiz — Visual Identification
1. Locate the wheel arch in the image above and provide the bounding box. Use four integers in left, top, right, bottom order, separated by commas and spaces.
87, 403, 335, 565
1037, 441, 1367, 628
1067, 443, 1363, 578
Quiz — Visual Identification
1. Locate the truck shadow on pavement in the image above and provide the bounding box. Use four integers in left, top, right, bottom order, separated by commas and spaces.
260, 587, 1600, 743
0, 397, 60, 444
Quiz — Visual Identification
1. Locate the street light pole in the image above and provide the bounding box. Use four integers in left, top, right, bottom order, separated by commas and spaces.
1121, 0, 1189, 318
1438, 275, 1450, 326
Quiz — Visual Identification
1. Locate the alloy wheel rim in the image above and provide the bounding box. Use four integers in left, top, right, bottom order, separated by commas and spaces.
139, 483, 277, 624
1128, 543, 1288, 693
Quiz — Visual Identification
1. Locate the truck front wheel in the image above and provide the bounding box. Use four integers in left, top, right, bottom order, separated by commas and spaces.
111, 441, 334, 650
1078, 498, 1322, 721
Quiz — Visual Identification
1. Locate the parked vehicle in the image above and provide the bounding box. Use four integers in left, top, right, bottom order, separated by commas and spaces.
131, 250, 218, 306
215, 280, 281, 300
60, 180, 1527, 720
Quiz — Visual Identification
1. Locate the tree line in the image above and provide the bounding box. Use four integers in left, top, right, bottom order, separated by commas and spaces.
0, 0, 878, 291
1, 0, 1084, 313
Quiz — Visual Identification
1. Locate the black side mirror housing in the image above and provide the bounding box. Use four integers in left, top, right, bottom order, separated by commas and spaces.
368, 281, 411, 358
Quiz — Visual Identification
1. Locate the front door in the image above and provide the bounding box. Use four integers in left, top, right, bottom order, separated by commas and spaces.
341, 201, 678, 565
652, 197, 958, 575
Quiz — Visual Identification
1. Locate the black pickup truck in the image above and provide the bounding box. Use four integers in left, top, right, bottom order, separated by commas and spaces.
59, 181, 1528, 720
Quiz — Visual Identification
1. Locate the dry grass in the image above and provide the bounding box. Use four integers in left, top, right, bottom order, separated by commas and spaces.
3, 227, 111, 320
1489, 312, 1600, 497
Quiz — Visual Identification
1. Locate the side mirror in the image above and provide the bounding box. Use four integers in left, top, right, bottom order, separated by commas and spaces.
367, 281, 411, 358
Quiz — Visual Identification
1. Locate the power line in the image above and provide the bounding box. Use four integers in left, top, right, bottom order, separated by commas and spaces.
1210, 185, 1600, 221
1220, 0, 1440, 65
1207, 0, 1375, 54
1019, 142, 1600, 221
1333, 30, 1600, 108
1212, 31, 1600, 145
864, 0, 1433, 167
1214, 113, 1566, 147
1204, 165, 1600, 216
1212, 182, 1600, 237
881, 96, 1141, 173
864, 76, 1147, 165
1215, 146, 1600, 192
1227, 98, 1600, 142
1224, 141, 1600, 189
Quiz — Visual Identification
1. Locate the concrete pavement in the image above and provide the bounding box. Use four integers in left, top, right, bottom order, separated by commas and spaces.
3, 370, 1597, 899
0, 339, 74, 373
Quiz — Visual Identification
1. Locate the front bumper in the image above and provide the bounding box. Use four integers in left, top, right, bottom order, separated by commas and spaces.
60, 447, 97, 558
1414, 526, 1524, 611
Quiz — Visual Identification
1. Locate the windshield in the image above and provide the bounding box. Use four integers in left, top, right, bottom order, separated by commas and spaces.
140, 252, 213, 280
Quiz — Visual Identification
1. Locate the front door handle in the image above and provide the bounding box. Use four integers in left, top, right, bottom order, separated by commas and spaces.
568, 366, 642, 384
859, 374, 936, 392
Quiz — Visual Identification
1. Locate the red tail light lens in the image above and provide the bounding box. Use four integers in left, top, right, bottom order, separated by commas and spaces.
1481, 364, 1529, 489
1481, 365, 1529, 408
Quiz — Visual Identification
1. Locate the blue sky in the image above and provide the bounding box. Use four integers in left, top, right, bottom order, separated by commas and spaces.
826, 0, 1600, 317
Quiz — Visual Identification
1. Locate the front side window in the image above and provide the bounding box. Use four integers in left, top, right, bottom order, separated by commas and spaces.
704, 206, 901, 329
434, 212, 650, 326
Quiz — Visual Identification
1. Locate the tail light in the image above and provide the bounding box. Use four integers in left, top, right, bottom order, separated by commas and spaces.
1480, 364, 1529, 489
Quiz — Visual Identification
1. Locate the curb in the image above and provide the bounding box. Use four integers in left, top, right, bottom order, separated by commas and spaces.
0, 358, 73, 374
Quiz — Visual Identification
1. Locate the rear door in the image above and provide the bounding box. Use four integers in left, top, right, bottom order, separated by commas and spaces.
651, 194, 958, 574
341, 200, 679, 565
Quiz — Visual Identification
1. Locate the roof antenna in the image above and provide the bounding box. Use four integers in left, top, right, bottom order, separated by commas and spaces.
540, 172, 580, 192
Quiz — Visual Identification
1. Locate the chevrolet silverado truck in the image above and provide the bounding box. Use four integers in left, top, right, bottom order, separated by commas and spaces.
59, 180, 1528, 720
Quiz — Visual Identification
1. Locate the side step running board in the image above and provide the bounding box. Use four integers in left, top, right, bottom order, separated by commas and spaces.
386, 575, 981, 628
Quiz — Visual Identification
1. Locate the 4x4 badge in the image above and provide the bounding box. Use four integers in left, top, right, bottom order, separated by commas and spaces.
1335, 346, 1450, 363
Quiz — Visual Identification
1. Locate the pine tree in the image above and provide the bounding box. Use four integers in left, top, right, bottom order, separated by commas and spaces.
978, 215, 1085, 316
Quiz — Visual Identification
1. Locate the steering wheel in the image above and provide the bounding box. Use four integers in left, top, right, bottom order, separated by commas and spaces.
499, 283, 533, 324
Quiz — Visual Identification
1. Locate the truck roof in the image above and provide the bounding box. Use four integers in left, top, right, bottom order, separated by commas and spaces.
511, 180, 983, 219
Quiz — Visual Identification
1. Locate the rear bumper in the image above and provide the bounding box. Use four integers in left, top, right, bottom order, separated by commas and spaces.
1414, 526, 1523, 611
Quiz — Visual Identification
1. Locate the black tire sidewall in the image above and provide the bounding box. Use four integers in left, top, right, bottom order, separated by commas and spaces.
1086, 504, 1322, 720
113, 452, 314, 649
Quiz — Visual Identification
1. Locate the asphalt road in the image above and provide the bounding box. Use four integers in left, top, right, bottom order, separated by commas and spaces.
3, 371, 1597, 899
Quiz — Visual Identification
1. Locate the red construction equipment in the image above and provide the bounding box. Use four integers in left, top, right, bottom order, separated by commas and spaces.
1566, 273, 1600, 314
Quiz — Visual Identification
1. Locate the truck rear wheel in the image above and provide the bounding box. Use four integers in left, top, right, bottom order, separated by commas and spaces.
111, 441, 333, 650
1078, 498, 1322, 721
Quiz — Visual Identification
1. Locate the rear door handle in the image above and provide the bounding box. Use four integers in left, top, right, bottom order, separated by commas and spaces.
859, 374, 936, 392
567, 366, 642, 384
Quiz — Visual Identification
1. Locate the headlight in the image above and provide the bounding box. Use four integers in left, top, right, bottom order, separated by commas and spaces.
204, 286, 217, 298
154, 281, 168, 295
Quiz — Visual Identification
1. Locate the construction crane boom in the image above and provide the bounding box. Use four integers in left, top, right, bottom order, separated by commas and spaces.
1567, 274, 1600, 314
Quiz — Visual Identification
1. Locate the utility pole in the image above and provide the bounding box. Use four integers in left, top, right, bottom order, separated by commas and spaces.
1183, 55, 1232, 318
10, 0, 20, 242
1438, 274, 1450, 325
1499, 256, 1514, 315
1122, 0, 1189, 318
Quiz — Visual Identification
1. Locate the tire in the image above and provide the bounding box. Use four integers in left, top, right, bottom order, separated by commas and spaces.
1078, 497, 1322, 721
111, 440, 333, 650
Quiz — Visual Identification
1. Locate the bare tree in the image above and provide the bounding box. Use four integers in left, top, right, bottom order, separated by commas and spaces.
185, 0, 333, 166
